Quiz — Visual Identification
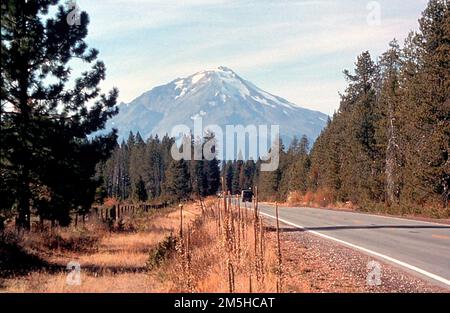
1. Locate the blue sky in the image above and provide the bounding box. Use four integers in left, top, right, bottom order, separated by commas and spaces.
72, 0, 428, 115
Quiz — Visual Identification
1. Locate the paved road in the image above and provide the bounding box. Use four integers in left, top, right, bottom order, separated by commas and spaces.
256, 203, 450, 288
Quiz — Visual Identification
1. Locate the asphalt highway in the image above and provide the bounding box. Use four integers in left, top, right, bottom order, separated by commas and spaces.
256, 203, 450, 288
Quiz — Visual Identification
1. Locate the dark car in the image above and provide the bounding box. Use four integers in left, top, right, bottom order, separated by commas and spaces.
241, 189, 253, 202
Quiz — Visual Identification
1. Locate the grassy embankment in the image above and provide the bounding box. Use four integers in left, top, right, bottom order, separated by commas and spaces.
1, 198, 365, 292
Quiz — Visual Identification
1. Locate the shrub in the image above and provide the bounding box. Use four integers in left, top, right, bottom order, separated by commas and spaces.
286, 191, 303, 205
313, 188, 335, 207
303, 191, 315, 205
147, 233, 178, 270
41, 231, 99, 252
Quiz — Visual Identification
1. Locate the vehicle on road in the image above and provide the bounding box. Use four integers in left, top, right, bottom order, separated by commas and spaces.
241, 189, 253, 202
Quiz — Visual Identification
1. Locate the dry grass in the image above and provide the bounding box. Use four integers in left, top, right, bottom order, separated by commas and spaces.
1, 203, 201, 292
285, 190, 449, 220
1, 196, 387, 293
286, 189, 338, 208
148, 197, 282, 293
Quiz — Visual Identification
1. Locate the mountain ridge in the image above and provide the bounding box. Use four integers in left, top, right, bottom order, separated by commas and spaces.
106, 66, 329, 144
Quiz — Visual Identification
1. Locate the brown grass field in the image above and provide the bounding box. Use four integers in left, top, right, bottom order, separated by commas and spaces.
0, 198, 292, 292
1, 197, 443, 293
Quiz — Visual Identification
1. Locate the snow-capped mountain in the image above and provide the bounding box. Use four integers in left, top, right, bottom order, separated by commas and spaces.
107, 66, 328, 144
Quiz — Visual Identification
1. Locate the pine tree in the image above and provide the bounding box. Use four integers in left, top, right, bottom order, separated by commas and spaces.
339, 51, 380, 203
396, 0, 449, 209
134, 177, 148, 202
289, 135, 311, 193
412, 0, 449, 208
232, 160, 243, 194
258, 139, 285, 201
377, 39, 404, 206
129, 131, 146, 200
117, 140, 131, 199
143, 136, 162, 199
203, 132, 221, 196
189, 137, 207, 198
241, 160, 256, 190
224, 160, 234, 193
164, 159, 191, 203
1, 0, 118, 228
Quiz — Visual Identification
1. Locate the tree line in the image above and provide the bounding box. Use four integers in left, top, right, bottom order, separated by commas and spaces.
96, 131, 222, 204
259, 0, 449, 214
98, 0, 448, 217
97, 131, 312, 205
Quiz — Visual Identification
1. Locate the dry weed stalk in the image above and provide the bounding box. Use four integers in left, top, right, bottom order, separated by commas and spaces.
259, 217, 265, 284
253, 196, 259, 282
167, 189, 277, 293
237, 196, 241, 256
275, 202, 283, 293
185, 226, 193, 292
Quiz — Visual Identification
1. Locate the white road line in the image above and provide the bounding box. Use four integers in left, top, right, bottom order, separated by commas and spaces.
258, 210, 450, 288
283, 205, 450, 226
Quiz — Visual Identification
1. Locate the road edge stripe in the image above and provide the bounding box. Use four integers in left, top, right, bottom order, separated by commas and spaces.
289, 206, 449, 226
258, 210, 450, 288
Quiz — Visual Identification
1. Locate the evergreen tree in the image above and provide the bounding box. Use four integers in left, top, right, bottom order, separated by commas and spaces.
143, 136, 163, 199
289, 135, 311, 193
258, 139, 285, 201
377, 39, 404, 206
339, 51, 380, 203
400, 0, 449, 208
164, 159, 191, 203
189, 137, 207, 198
129, 131, 146, 200
232, 160, 243, 194
203, 132, 221, 196
134, 177, 148, 202
1, 0, 118, 228
224, 161, 234, 193
241, 160, 256, 190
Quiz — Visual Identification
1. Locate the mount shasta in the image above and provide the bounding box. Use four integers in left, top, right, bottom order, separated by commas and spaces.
106, 66, 329, 144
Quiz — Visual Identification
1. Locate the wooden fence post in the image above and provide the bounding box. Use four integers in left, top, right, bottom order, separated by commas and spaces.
179, 204, 183, 238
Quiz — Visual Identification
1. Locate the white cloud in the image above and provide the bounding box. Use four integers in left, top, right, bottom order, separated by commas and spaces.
72, 0, 425, 113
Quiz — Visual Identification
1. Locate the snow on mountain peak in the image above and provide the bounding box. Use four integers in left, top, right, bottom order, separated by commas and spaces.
171, 66, 251, 100
105, 66, 329, 144
201, 66, 235, 74
169, 67, 304, 111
